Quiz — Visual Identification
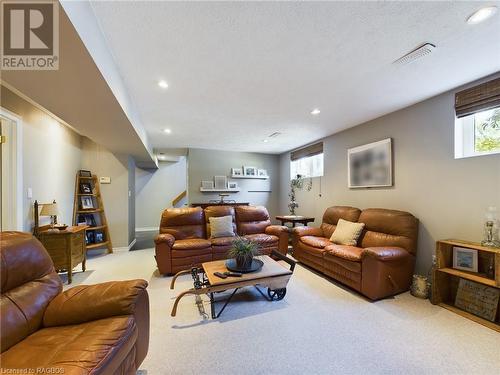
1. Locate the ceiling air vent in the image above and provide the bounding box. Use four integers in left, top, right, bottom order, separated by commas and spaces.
393, 43, 436, 65
268, 132, 281, 138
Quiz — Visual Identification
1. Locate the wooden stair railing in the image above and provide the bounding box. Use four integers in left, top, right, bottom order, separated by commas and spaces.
172, 190, 187, 207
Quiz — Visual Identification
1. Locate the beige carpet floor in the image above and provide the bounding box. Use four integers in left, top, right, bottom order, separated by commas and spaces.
68, 248, 500, 375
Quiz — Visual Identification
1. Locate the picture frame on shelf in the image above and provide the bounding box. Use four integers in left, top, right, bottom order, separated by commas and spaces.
257, 169, 268, 177
243, 166, 257, 176
79, 170, 92, 177
228, 181, 238, 189
80, 183, 92, 194
201, 180, 214, 190
95, 231, 104, 243
80, 196, 94, 210
231, 168, 243, 176
85, 231, 95, 244
214, 176, 227, 189
452, 246, 478, 273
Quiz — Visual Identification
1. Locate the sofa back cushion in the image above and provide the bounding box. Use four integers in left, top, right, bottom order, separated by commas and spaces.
159, 207, 206, 239
1, 232, 62, 353
204, 206, 236, 238
358, 208, 419, 254
321, 206, 362, 238
235, 206, 271, 235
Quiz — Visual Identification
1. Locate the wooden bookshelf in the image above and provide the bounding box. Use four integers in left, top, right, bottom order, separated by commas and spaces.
432, 239, 499, 332
72, 173, 113, 253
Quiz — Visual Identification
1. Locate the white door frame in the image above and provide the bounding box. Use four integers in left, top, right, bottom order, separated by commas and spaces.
0, 107, 23, 231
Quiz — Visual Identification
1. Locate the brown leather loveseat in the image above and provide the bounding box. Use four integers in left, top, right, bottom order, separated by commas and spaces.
155, 205, 288, 275
293, 206, 418, 300
0, 232, 150, 374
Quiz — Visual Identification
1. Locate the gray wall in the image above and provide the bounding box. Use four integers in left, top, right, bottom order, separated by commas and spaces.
81, 139, 132, 248
135, 157, 188, 229
1, 86, 83, 231
188, 148, 280, 220
279, 81, 500, 274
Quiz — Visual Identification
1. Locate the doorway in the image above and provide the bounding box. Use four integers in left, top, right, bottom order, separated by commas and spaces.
0, 109, 22, 231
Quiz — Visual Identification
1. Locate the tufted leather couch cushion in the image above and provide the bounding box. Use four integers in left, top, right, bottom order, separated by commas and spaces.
235, 206, 272, 235
159, 207, 206, 239
358, 208, 418, 254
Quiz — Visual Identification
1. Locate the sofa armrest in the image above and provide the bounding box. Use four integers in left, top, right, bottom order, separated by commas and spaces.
265, 225, 289, 255
362, 247, 409, 261
291, 226, 323, 238
154, 233, 175, 247
43, 279, 148, 327
361, 247, 415, 300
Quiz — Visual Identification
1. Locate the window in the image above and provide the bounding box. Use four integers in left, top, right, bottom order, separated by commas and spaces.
290, 142, 324, 179
454, 77, 500, 159
455, 107, 500, 158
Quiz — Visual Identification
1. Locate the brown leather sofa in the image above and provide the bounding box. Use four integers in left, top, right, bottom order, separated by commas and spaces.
0, 232, 149, 374
293, 206, 418, 300
155, 205, 288, 275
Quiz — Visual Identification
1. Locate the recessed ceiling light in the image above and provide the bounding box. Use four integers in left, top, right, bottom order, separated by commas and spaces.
311, 108, 321, 115
467, 6, 497, 24
158, 80, 169, 89
263, 139, 269, 143
163, 128, 171, 134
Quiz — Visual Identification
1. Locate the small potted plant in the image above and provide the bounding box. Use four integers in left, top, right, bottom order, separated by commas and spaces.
228, 236, 260, 270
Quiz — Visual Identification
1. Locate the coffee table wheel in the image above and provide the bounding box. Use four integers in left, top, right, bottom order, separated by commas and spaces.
267, 288, 286, 301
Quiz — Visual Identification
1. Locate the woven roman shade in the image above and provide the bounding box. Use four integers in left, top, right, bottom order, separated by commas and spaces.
455, 77, 500, 118
290, 142, 323, 161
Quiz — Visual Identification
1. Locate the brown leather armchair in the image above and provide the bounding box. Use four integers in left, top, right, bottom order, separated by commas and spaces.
155, 205, 288, 275
0, 232, 149, 374
293, 206, 418, 300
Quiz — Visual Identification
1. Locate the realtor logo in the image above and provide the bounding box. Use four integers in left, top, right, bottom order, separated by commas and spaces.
1, 0, 59, 70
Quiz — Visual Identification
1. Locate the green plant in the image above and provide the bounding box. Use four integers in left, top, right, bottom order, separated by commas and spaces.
228, 236, 260, 265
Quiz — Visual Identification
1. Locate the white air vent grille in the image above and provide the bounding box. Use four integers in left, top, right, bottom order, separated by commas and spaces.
393, 43, 436, 65
268, 132, 281, 138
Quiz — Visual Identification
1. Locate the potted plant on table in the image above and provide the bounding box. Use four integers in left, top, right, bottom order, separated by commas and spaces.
228, 236, 260, 270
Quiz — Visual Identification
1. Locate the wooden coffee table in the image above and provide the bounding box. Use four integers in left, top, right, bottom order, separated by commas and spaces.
276, 215, 315, 227
170, 251, 295, 318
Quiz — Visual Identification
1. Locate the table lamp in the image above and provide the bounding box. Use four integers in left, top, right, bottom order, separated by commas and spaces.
481, 206, 500, 247
40, 201, 59, 232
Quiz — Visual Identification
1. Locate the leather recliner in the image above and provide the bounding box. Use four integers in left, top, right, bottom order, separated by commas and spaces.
293, 206, 418, 300
0, 232, 150, 374
155, 205, 288, 275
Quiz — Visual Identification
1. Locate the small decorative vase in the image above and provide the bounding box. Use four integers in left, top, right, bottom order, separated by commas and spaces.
288, 201, 298, 215
410, 275, 430, 299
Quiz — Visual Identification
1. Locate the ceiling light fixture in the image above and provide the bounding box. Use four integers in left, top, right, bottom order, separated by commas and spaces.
466, 6, 497, 24
263, 139, 269, 143
158, 80, 169, 89
163, 128, 171, 134
311, 108, 321, 115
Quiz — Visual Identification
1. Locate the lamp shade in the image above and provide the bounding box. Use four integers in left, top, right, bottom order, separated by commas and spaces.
40, 203, 58, 216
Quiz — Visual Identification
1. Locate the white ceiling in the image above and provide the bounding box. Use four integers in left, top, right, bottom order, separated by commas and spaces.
88, 1, 500, 154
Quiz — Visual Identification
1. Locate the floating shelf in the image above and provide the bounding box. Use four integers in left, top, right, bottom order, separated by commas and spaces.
231, 175, 269, 180
200, 188, 240, 193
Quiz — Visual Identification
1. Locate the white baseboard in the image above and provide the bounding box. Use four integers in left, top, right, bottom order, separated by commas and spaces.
113, 238, 137, 252
136, 227, 158, 233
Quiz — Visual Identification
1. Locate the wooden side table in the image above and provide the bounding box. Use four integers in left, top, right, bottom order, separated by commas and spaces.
275, 215, 315, 227
37, 226, 87, 284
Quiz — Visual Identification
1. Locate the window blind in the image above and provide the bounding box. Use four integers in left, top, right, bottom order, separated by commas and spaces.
290, 142, 323, 161
455, 77, 500, 118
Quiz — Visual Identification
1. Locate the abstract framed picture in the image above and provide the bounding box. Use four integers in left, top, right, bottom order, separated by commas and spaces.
348, 138, 392, 188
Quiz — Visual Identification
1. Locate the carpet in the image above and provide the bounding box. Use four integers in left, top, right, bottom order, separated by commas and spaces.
68, 248, 500, 375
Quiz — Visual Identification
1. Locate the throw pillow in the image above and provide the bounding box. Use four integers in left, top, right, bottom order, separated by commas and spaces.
209, 215, 235, 238
330, 218, 365, 246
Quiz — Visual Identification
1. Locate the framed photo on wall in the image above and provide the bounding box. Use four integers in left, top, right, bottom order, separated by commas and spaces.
228, 181, 238, 189
214, 176, 227, 189
348, 138, 392, 188
257, 169, 268, 177
201, 180, 214, 189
